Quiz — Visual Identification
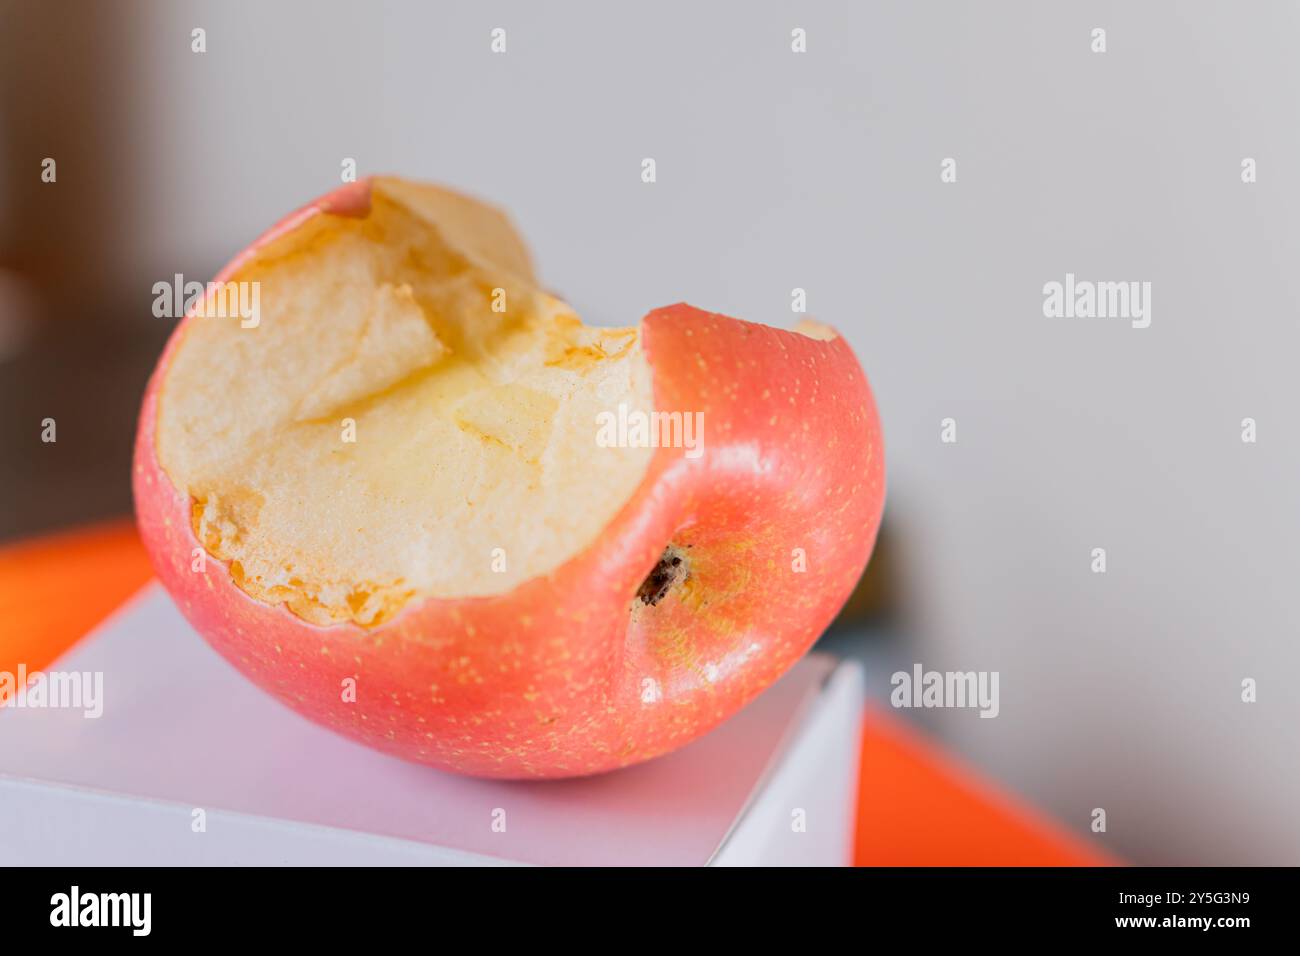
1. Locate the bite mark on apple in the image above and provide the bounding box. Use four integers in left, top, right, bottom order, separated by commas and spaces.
293, 282, 449, 422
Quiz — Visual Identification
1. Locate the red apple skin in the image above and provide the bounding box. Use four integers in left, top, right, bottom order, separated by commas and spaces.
133, 179, 886, 779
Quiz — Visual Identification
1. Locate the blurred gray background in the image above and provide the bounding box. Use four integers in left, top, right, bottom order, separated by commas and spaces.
2, 0, 1297, 864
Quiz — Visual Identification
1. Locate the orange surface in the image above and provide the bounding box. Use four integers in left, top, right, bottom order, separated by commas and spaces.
0, 520, 155, 674
0, 519, 1113, 866
856, 704, 1113, 865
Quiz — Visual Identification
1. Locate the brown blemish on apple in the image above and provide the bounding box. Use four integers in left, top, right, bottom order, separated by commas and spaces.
635, 544, 690, 607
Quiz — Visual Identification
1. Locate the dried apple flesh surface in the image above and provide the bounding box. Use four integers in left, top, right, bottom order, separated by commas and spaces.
156, 180, 653, 626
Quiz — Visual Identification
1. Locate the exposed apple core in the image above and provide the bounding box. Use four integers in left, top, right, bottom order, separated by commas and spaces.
155, 179, 655, 627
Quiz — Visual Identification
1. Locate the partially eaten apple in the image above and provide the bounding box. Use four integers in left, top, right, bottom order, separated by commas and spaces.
134, 176, 885, 778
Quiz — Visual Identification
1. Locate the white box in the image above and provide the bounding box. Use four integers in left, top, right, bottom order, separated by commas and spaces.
0, 585, 863, 866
